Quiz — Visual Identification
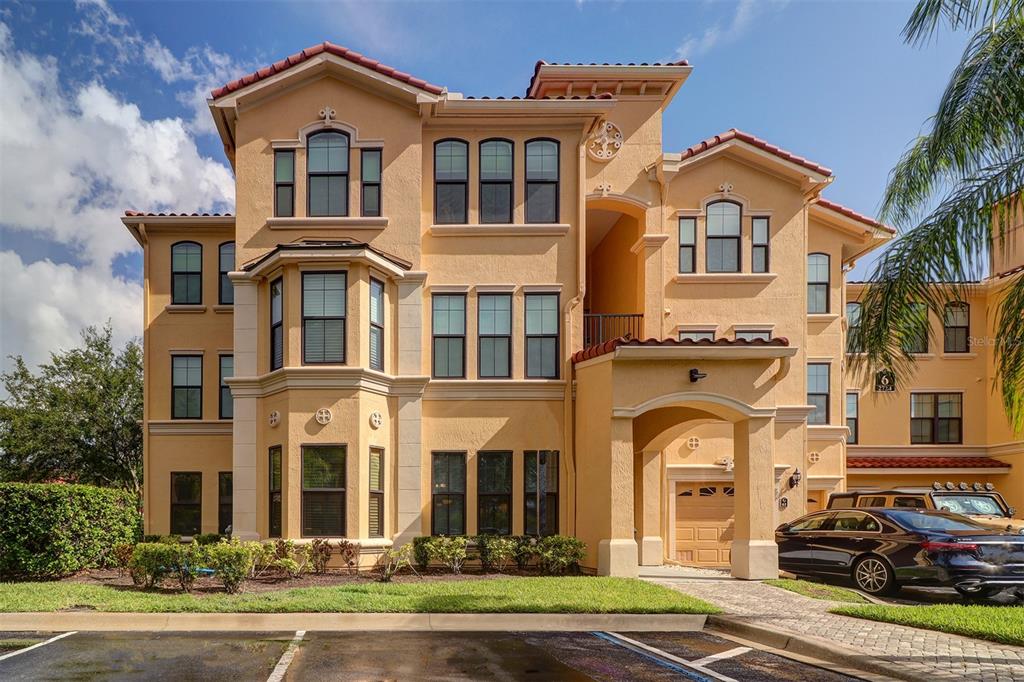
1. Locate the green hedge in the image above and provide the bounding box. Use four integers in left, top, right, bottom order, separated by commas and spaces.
0, 483, 142, 579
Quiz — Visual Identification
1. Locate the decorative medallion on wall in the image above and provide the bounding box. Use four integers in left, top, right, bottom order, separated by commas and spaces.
686, 436, 701, 450
369, 411, 383, 429
315, 408, 333, 425
319, 105, 336, 123
808, 451, 821, 464
268, 410, 280, 428
588, 120, 624, 161
718, 182, 734, 195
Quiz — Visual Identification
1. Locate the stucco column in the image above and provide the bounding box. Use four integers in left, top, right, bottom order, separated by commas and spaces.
394, 272, 426, 546
630, 233, 669, 340
639, 449, 664, 565
598, 416, 639, 577
731, 416, 778, 579
230, 274, 259, 540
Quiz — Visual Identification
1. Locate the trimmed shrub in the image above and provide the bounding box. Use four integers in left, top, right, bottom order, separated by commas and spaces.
426, 536, 468, 574
412, 536, 432, 571
309, 539, 333, 574
537, 535, 586, 575
111, 543, 135, 578
206, 541, 253, 593
512, 535, 539, 569
142, 534, 181, 545
479, 536, 517, 572
0, 483, 141, 580
170, 542, 204, 592
193, 533, 224, 546
376, 544, 413, 583
130, 542, 179, 588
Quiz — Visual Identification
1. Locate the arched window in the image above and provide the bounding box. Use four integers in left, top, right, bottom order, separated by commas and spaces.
435, 139, 468, 224
846, 302, 862, 353
218, 242, 235, 305
807, 253, 830, 313
706, 201, 741, 272
171, 241, 202, 305
480, 139, 513, 224
307, 131, 349, 216
525, 139, 559, 223
944, 302, 969, 353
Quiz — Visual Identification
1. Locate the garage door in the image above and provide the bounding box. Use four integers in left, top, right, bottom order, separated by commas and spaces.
675, 482, 734, 567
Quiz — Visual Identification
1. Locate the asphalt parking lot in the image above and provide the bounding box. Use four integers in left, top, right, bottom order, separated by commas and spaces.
0, 630, 859, 681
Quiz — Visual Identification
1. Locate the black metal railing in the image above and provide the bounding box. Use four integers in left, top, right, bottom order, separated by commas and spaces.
583, 313, 644, 347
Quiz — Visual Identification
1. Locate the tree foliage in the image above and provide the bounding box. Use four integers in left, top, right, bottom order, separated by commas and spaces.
0, 325, 143, 495
852, 0, 1024, 431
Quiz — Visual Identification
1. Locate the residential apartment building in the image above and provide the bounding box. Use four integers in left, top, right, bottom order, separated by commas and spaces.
124, 42, 1020, 580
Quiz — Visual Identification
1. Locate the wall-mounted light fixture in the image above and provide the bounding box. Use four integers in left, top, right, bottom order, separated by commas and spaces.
689, 368, 707, 383
788, 468, 802, 489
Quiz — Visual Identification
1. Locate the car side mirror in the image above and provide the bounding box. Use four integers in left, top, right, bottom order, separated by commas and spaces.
1010, 507, 1017, 516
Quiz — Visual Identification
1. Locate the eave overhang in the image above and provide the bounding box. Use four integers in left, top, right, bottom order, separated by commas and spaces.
239, 241, 412, 280
121, 213, 236, 246
526, 63, 693, 108
661, 138, 832, 194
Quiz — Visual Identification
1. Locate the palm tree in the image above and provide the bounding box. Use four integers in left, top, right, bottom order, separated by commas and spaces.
852, 0, 1024, 431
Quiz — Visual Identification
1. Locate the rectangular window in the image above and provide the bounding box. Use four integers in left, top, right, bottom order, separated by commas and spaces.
303, 272, 347, 364
171, 242, 202, 305
369, 447, 385, 538
302, 445, 346, 537
679, 330, 715, 342
679, 217, 696, 273
435, 140, 468, 224
807, 254, 830, 314
171, 355, 202, 419
911, 393, 962, 444
432, 451, 466, 536
525, 450, 559, 536
432, 294, 466, 378
944, 303, 969, 353
846, 302, 863, 353
269, 446, 282, 538
369, 277, 385, 372
706, 202, 741, 272
477, 451, 512, 535
903, 303, 929, 354
170, 472, 201, 536
480, 140, 513, 224
525, 139, 559, 223
218, 242, 235, 305
270, 278, 283, 371
218, 472, 232, 535
807, 363, 830, 425
274, 150, 295, 217
525, 293, 559, 378
846, 392, 859, 445
478, 294, 511, 378
752, 217, 769, 273
218, 355, 233, 420
735, 330, 772, 342
361, 149, 382, 218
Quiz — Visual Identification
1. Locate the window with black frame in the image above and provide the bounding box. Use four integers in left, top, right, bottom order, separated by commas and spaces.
361, 148, 382, 217
435, 139, 468, 224
308, 131, 349, 216
432, 294, 466, 378
218, 472, 232, 535
525, 139, 558, 223
706, 201, 740, 272
846, 392, 859, 444
170, 472, 201, 536
302, 445, 346, 537
370, 278, 384, 371
274, 150, 294, 217
752, 217, 769, 273
218, 242, 235, 305
478, 293, 511, 378
480, 139, 513, 223
171, 241, 202, 305
432, 451, 466, 535
679, 217, 696, 273
303, 272, 346, 364
218, 355, 233, 419
270, 278, 283, 370
525, 450, 558, 536
172, 355, 202, 419
846, 302, 863, 353
525, 293, 558, 378
911, 393, 962, 443
369, 447, 384, 538
903, 302, 929, 354
807, 363, 830, 425
944, 302, 969, 353
807, 253, 830, 313
269, 446, 282, 538
477, 451, 512, 535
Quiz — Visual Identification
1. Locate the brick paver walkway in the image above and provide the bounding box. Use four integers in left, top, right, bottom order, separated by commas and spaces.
642, 565, 1024, 681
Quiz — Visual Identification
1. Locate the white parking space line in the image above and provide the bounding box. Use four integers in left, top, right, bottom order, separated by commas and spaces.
0, 631, 77, 662
603, 632, 739, 682
266, 630, 305, 682
691, 646, 751, 667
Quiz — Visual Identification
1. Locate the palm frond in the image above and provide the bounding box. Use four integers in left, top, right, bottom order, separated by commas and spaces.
902, 0, 1022, 44
994, 274, 1024, 432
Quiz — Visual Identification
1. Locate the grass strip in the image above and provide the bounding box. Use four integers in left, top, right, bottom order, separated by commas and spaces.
831, 603, 1024, 647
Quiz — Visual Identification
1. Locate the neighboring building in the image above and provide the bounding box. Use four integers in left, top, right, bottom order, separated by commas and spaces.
123, 42, 1018, 580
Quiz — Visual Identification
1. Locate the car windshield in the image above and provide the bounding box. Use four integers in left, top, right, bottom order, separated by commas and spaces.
889, 510, 989, 532
933, 494, 1007, 517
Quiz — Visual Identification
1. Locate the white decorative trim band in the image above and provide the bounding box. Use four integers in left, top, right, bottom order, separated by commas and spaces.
522, 284, 564, 293
474, 284, 517, 293
775, 405, 816, 423
228, 367, 430, 399
807, 425, 850, 441
165, 305, 207, 314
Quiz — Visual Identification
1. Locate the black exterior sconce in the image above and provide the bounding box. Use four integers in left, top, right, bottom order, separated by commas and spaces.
689, 368, 707, 383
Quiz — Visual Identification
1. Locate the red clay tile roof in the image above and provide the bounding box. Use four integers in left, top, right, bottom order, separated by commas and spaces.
816, 198, 895, 233
572, 336, 789, 364
848, 456, 1009, 469
996, 263, 1024, 279
678, 129, 833, 177
124, 211, 233, 217
210, 42, 445, 99
526, 59, 690, 98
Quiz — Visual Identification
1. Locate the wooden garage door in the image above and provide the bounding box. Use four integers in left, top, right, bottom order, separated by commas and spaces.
675, 482, 734, 567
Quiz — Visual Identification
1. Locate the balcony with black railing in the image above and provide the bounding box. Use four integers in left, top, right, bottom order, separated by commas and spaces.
583, 313, 644, 348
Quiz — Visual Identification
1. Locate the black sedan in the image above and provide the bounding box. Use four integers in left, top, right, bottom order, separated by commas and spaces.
775, 508, 1024, 597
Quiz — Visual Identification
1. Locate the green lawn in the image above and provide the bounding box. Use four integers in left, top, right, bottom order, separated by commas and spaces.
765, 579, 869, 604
0, 577, 719, 615
832, 604, 1024, 647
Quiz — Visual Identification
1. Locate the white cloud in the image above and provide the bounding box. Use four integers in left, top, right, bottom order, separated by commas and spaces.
674, 0, 786, 60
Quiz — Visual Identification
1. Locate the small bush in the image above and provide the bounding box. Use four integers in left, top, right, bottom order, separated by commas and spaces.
537, 535, 586, 575
336, 539, 360, 573
193, 533, 223, 546
412, 536, 432, 571
0, 483, 141, 579
376, 544, 414, 583
170, 542, 204, 593
247, 542, 277, 578
272, 557, 300, 578
309, 539, 333, 574
513, 535, 539, 569
111, 543, 135, 578
142, 535, 181, 545
426, 536, 468, 574
130, 543, 179, 588
206, 542, 253, 593
481, 536, 517, 572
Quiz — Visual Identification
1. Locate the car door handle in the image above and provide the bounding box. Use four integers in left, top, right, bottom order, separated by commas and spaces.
849, 537, 864, 541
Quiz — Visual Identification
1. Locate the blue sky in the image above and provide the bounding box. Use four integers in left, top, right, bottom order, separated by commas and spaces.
0, 0, 968, 371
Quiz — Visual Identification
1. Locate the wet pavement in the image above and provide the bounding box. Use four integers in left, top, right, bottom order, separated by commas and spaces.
0, 630, 859, 681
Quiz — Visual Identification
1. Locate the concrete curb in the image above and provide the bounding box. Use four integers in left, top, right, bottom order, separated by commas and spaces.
707, 615, 926, 682
0, 612, 708, 633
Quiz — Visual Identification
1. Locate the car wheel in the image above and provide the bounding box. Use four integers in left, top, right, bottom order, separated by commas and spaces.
852, 556, 896, 595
